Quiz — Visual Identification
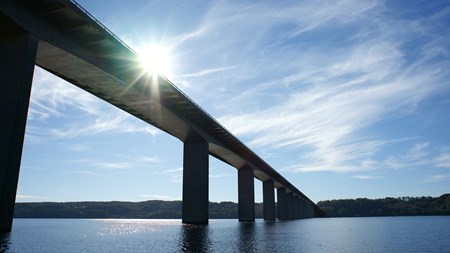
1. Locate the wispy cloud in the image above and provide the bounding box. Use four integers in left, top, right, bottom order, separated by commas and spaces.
209, 173, 233, 178
50, 158, 93, 164
95, 162, 130, 170
384, 143, 431, 170
29, 67, 100, 118
47, 112, 160, 138
163, 167, 183, 183
71, 170, 101, 176
423, 174, 450, 183
20, 165, 43, 171
163, 168, 183, 173
137, 156, 161, 164
27, 111, 160, 141
275, 0, 380, 39
179, 65, 238, 78
26, 67, 161, 141
434, 153, 450, 168
352, 175, 382, 180
47, 155, 162, 173
171, 25, 209, 46
68, 143, 91, 152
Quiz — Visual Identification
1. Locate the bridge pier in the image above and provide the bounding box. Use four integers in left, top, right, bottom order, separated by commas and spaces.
305, 202, 309, 218
262, 180, 275, 220
307, 202, 313, 218
294, 197, 300, 219
238, 165, 255, 221
299, 198, 304, 219
287, 193, 294, 219
182, 141, 209, 224
299, 198, 305, 218
308, 201, 312, 218
276, 188, 288, 220
0, 30, 37, 232
300, 199, 305, 218
302, 199, 306, 218
297, 198, 301, 219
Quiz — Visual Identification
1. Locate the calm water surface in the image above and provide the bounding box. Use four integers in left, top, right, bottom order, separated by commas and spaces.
1, 216, 449, 252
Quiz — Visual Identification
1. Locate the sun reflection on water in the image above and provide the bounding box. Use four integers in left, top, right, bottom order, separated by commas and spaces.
94, 219, 179, 236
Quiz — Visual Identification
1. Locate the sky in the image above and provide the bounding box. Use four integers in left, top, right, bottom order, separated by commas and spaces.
17, 0, 450, 203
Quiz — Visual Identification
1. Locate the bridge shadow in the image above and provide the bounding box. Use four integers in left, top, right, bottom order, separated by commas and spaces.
179, 224, 212, 253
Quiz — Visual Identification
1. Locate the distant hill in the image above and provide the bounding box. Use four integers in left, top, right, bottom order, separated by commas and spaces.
14, 201, 264, 219
317, 194, 450, 217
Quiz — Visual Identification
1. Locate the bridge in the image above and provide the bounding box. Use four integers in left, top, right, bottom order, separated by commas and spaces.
0, 0, 319, 232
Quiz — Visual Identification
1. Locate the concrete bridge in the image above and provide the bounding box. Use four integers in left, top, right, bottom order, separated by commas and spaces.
0, 0, 319, 232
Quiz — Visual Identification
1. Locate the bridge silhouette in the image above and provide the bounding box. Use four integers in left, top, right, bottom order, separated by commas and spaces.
1, 0, 319, 232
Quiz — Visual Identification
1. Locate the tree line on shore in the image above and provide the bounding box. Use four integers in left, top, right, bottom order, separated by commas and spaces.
14, 201, 264, 219
14, 194, 449, 219
317, 194, 450, 217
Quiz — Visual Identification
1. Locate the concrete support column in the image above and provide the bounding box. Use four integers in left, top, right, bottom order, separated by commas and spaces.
287, 193, 294, 219
276, 188, 288, 220
238, 165, 255, 221
0, 31, 37, 232
182, 141, 209, 224
262, 180, 275, 220
299, 199, 305, 219
302, 199, 307, 218
304, 202, 310, 218
294, 197, 300, 219
305, 203, 309, 218
307, 203, 314, 218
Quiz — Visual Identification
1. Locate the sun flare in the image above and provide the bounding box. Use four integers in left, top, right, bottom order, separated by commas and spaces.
138, 45, 172, 77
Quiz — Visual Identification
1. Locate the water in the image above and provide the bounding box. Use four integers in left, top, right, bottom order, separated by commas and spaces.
1, 217, 449, 252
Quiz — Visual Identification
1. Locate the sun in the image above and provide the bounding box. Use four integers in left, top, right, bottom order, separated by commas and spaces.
137, 45, 172, 77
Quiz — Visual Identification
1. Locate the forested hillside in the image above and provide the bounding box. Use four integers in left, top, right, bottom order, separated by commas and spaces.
317, 194, 450, 217
14, 201, 264, 219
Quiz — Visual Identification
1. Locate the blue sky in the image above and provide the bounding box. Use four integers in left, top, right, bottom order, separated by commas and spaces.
17, 0, 450, 203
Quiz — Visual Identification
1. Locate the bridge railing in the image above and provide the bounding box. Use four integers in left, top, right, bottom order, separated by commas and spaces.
68, 0, 136, 54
